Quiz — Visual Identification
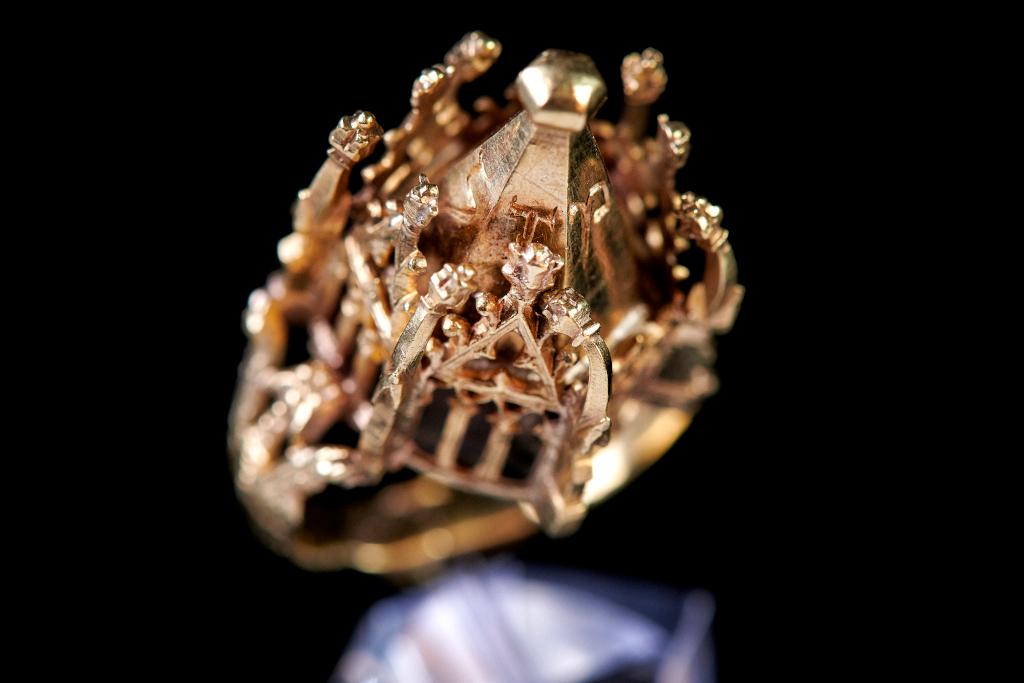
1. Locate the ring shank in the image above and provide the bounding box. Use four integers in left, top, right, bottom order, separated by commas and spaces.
240, 400, 691, 575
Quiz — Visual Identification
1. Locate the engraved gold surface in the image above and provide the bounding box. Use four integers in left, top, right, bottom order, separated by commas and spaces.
229, 33, 743, 574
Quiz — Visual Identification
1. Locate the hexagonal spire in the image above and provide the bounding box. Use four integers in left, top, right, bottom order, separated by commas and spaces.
438, 50, 637, 324
516, 50, 607, 131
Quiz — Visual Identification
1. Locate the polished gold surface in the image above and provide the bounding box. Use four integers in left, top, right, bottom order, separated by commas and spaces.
229, 33, 743, 574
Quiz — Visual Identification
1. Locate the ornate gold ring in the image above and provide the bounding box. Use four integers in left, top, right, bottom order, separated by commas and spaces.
229, 32, 743, 574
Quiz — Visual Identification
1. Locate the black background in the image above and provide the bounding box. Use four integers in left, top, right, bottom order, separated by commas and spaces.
164, 19, 859, 682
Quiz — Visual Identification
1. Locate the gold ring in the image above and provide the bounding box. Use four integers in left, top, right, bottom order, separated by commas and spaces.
229, 32, 743, 575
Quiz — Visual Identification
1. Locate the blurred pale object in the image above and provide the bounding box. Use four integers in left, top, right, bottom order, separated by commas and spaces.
335, 562, 715, 683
